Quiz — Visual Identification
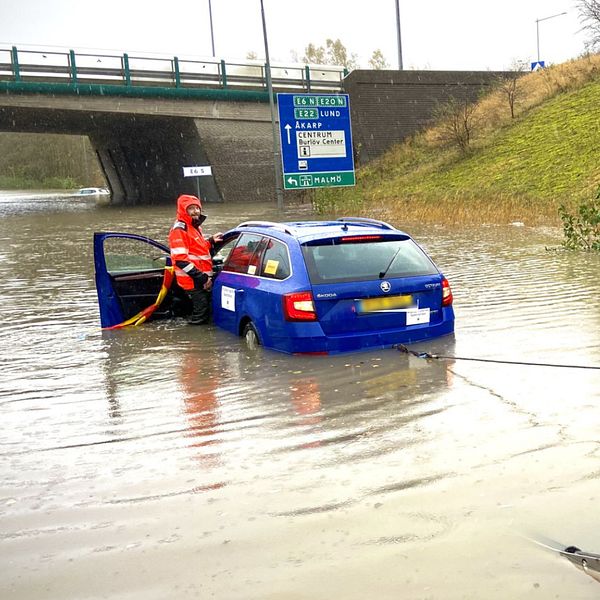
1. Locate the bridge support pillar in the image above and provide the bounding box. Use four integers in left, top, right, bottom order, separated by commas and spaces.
87, 117, 213, 206
193, 119, 276, 204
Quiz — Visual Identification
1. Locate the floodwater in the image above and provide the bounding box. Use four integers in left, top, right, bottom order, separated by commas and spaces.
1, 191, 600, 599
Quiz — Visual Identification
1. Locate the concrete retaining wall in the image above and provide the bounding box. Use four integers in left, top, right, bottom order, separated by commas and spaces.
344, 70, 512, 164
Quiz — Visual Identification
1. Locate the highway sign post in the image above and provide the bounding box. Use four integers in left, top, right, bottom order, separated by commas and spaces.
182, 165, 212, 199
277, 93, 355, 190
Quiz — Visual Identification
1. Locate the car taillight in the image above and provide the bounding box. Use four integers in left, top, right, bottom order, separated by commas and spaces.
442, 278, 453, 306
283, 291, 317, 321
339, 235, 382, 242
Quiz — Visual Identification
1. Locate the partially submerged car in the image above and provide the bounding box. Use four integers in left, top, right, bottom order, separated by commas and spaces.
94, 218, 454, 354
77, 187, 110, 196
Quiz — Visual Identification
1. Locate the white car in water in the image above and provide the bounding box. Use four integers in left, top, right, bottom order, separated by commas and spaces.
76, 187, 110, 196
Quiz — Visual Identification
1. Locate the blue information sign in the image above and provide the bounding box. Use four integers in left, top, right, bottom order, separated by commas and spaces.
277, 93, 355, 190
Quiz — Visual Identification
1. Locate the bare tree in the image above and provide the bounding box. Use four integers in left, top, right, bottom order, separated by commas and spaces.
303, 43, 326, 65
325, 39, 359, 70
496, 71, 524, 119
302, 39, 359, 70
577, 0, 600, 49
433, 97, 479, 154
502, 76, 518, 119
368, 49, 389, 70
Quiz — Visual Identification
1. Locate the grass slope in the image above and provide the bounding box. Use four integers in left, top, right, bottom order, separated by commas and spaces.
408, 82, 600, 200
315, 56, 600, 225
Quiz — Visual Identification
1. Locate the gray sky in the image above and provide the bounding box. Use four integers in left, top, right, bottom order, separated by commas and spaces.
0, 0, 588, 70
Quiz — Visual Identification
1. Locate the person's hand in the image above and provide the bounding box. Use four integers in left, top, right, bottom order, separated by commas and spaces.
211, 232, 224, 244
203, 278, 213, 291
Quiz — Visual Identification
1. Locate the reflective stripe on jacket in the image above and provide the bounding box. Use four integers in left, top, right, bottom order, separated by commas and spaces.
168, 195, 214, 291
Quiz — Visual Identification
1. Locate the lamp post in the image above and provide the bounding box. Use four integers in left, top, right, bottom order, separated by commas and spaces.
536, 11, 566, 63
395, 0, 403, 70
260, 0, 284, 209
208, 0, 216, 56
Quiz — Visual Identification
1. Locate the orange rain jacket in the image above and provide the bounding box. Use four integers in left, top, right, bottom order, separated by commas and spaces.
169, 194, 215, 291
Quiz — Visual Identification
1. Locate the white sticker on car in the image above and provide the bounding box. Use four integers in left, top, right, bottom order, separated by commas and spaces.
406, 307, 430, 325
221, 286, 236, 312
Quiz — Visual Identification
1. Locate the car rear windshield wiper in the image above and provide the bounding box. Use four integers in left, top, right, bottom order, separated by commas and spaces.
379, 246, 402, 279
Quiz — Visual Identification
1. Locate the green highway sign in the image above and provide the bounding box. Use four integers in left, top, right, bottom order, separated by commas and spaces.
293, 95, 347, 107
283, 171, 355, 190
294, 107, 319, 119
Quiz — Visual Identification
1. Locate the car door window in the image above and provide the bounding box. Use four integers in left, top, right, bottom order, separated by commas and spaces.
103, 237, 168, 274
259, 238, 290, 280
213, 237, 237, 264
223, 233, 267, 276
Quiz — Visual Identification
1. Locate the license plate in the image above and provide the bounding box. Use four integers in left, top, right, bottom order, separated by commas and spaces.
358, 294, 414, 313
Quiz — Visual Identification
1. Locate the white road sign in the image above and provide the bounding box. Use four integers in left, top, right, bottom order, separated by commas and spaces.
183, 165, 212, 177
297, 130, 346, 158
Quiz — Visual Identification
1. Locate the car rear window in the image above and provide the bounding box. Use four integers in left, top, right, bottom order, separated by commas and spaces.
301, 237, 438, 284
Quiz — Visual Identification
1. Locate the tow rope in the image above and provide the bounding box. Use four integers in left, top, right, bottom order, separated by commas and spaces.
103, 266, 174, 330
395, 344, 600, 371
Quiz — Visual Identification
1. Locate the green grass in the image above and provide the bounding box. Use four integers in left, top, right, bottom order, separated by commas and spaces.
314, 57, 600, 225
0, 175, 79, 190
408, 83, 600, 201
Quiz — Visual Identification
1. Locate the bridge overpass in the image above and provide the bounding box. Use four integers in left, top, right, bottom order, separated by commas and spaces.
0, 45, 510, 205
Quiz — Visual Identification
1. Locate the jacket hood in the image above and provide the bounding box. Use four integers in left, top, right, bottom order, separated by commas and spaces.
176, 194, 204, 226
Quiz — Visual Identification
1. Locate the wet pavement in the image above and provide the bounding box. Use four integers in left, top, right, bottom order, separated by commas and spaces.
1, 193, 600, 599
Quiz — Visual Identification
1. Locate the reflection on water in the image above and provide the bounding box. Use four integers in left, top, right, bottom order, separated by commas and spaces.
1, 192, 600, 599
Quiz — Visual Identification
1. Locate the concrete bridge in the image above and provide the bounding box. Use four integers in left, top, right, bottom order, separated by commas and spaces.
0, 45, 511, 204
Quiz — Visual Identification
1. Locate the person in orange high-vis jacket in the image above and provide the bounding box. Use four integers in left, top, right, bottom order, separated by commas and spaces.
169, 194, 223, 325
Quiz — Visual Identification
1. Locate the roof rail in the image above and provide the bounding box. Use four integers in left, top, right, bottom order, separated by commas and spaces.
336, 217, 396, 231
237, 220, 295, 235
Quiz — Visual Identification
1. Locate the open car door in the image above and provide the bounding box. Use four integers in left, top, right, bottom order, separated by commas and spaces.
94, 232, 192, 328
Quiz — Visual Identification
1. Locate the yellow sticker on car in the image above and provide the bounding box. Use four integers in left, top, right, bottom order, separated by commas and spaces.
264, 259, 279, 275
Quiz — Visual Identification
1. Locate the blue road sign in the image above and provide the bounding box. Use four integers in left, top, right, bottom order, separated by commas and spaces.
531, 61, 545, 71
277, 93, 355, 190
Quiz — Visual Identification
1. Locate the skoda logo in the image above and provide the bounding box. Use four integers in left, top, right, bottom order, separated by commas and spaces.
380, 281, 392, 293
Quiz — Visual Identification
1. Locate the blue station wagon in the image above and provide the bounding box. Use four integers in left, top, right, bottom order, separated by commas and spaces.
94, 218, 455, 354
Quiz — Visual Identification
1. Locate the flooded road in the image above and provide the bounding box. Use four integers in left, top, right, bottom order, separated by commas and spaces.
1, 192, 600, 599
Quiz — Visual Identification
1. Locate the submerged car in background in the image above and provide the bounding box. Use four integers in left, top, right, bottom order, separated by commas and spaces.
94, 218, 454, 354
76, 187, 110, 196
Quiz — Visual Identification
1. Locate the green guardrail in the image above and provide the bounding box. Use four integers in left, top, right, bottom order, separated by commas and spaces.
0, 46, 347, 101
0, 80, 271, 102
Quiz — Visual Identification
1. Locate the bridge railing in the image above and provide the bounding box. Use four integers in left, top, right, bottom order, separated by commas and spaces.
0, 46, 347, 92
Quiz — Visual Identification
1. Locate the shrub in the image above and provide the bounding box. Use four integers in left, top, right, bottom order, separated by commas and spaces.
43, 176, 79, 189
432, 97, 479, 154
559, 186, 600, 251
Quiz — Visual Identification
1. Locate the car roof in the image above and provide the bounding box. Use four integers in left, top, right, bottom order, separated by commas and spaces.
233, 218, 410, 243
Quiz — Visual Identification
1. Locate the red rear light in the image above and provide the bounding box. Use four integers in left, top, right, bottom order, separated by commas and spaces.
442, 278, 453, 306
283, 291, 317, 321
340, 235, 382, 242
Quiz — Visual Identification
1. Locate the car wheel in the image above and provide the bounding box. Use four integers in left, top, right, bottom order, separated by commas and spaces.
242, 322, 260, 350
